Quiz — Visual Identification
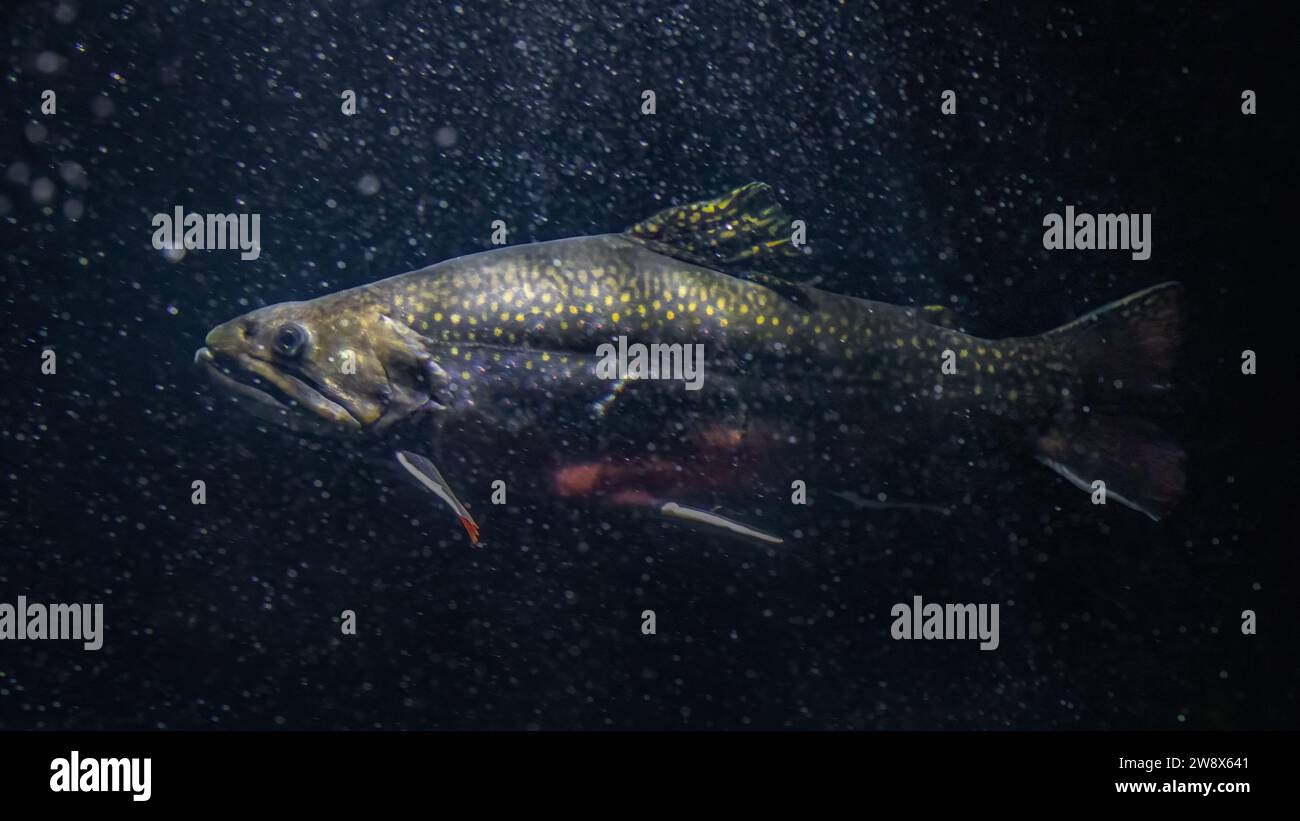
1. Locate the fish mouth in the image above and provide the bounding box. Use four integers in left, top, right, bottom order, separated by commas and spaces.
195, 346, 362, 430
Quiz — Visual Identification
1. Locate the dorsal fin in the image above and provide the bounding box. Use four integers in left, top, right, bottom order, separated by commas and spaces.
625, 182, 804, 270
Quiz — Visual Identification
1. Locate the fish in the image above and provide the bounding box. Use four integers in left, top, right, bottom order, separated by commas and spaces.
195, 182, 1185, 545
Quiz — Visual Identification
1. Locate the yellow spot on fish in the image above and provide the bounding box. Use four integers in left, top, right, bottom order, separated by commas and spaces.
461, 371, 471, 380
706, 306, 715, 316
450, 314, 461, 325
612, 312, 621, 323
666, 310, 676, 320
739, 304, 749, 315
756, 315, 765, 325
1007, 389, 1019, 402
771, 316, 780, 326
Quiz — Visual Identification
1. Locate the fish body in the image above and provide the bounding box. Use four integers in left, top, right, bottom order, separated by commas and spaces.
198, 183, 1184, 542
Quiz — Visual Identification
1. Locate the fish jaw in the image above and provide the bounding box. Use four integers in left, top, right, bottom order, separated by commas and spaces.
194, 345, 363, 430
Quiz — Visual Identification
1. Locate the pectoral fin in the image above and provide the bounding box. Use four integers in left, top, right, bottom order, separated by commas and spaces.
659, 501, 784, 545
395, 450, 481, 545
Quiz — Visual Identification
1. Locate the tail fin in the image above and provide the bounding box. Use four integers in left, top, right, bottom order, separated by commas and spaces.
1035, 282, 1185, 521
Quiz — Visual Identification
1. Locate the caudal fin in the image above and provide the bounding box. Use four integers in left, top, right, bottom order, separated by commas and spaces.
1036, 282, 1185, 521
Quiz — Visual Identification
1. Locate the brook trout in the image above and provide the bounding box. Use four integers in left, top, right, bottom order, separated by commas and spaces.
196, 183, 1184, 544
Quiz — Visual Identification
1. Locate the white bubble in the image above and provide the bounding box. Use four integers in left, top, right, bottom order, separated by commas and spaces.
58, 160, 87, 188
25, 122, 48, 144
6, 162, 31, 185
356, 174, 380, 196
91, 95, 114, 118
0, 195, 10, 216
163, 246, 186, 263
35, 52, 63, 74
54, 1, 78, 24
31, 177, 56, 204
435, 126, 458, 148
62, 199, 83, 220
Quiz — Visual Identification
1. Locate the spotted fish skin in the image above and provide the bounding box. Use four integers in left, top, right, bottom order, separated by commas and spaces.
367, 233, 1074, 419
198, 183, 1185, 524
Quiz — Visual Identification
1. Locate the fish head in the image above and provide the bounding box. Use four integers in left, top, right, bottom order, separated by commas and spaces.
196, 289, 449, 434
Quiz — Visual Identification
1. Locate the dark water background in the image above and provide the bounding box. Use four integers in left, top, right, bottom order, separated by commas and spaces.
0, 0, 1293, 729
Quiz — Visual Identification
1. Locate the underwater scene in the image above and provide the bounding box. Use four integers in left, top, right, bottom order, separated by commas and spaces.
0, 0, 1290, 737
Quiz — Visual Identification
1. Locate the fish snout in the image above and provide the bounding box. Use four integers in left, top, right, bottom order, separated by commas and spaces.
203, 318, 248, 355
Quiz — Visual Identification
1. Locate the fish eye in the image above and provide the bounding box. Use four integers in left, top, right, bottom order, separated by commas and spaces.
273, 323, 307, 358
